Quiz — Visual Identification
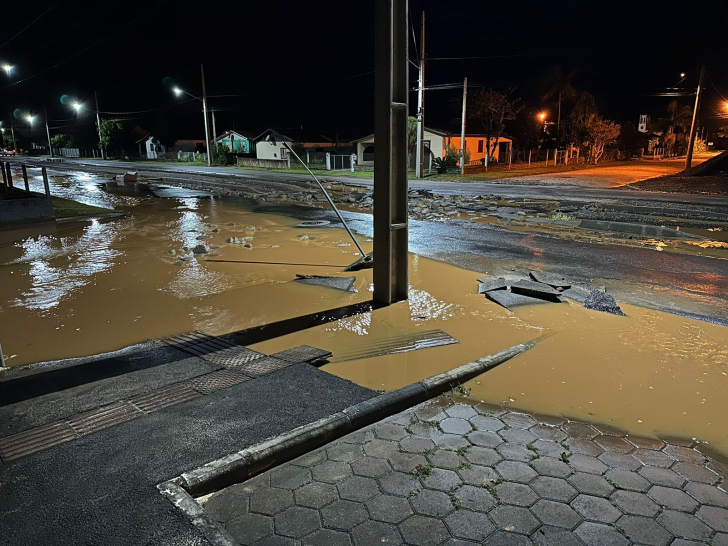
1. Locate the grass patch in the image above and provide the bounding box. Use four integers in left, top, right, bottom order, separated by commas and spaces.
52, 197, 114, 219
411, 464, 434, 478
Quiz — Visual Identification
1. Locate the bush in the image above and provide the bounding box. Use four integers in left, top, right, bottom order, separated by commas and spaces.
211, 143, 228, 166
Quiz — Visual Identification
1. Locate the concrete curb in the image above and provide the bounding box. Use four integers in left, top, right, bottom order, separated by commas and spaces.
579, 219, 707, 239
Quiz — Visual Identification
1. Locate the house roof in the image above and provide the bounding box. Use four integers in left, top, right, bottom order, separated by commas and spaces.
252, 127, 349, 144
352, 127, 449, 143
214, 130, 253, 142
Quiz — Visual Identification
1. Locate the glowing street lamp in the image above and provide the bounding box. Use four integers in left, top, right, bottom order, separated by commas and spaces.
2, 64, 12, 75
73, 101, 83, 112
25, 114, 34, 124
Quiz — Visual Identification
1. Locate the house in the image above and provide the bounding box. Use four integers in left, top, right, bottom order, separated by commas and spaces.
352, 127, 448, 168
445, 135, 513, 165
214, 131, 252, 154
174, 139, 207, 153
136, 135, 165, 159
251, 128, 352, 161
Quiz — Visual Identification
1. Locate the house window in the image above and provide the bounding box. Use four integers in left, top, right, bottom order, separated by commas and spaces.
281, 148, 288, 159
478, 140, 484, 153
363, 145, 374, 162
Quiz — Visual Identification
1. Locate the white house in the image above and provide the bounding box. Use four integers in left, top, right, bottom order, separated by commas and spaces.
136, 135, 165, 159
352, 127, 448, 169
251, 129, 293, 161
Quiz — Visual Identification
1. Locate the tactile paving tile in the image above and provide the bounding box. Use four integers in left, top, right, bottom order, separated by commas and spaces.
67, 401, 145, 436
271, 345, 333, 364
0, 422, 79, 462
237, 356, 294, 377
128, 383, 202, 414
164, 332, 265, 365
186, 368, 253, 395
331, 330, 458, 363
200, 345, 266, 367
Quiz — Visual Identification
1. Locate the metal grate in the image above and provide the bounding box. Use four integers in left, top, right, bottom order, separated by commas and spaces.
201, 346, 266, 367
164, 332, 265, 365
128, 383, 202, 414
272, 345, 333, 365
0, 422, 78, 462
187, 368, 253, 395
330, 330, 459, 363
237, 356, 294, 377
67, 401, 145, 437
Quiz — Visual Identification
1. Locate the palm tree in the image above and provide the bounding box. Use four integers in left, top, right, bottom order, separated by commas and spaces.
541, 65, 578, 131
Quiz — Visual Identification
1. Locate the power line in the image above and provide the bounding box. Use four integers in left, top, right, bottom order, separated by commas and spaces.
0, 0, 61, 50
209, 71, 374, 98
98, 97, 198, 116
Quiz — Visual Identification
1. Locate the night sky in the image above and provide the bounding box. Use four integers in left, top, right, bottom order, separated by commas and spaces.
2, 1, 727, 145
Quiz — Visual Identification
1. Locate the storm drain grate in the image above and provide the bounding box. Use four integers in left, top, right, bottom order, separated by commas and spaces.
330, 330, 459, 363
0, 422, 79, 462
271, 345, 333, 365
236, 356, 294, 377
128, 383, 202, 414
187, 369, 253, 395
67, 401, 145, 437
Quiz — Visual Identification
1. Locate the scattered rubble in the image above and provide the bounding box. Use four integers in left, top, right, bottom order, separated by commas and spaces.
529, 271, 571, 289
583, 290, 626, 316
486, 289, 554, 309
477, 277, 507, 293
510, 280, 562, 301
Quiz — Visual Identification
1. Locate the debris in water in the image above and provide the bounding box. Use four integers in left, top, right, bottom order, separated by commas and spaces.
191, 244, 208, 255
294, 274, 356, 292
485, 289, 555, 310
583, 290, 626, 316
509, 280, 562, 302
476, 277, 507, 294
529, 270, 572, 289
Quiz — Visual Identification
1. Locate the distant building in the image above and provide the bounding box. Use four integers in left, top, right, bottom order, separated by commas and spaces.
445, 135, 513, 165
136, 135, 165, 159
214, 131, 253, 154
251, 128, 352, 161
352, 127, 448, 168
174, 139, 206, 153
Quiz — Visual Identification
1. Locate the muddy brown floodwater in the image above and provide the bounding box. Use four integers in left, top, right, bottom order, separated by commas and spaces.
2, 174, 727, 457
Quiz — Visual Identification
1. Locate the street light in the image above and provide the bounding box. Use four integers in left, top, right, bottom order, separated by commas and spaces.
73, 101, 83, 112
170, 65, 213, 166
26, 114, 34, 124
2, 64, 12, 75
67, 93, 105, 159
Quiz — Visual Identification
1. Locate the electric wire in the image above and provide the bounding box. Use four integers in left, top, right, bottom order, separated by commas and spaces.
208, 71, 374, 98
0, 0, 61, 50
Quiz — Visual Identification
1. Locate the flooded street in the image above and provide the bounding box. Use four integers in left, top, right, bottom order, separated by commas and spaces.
1, 171, 728, 456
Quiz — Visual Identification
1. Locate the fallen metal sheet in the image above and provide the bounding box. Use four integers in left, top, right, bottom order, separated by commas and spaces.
295, 274, 356, 292
510, 280, 562, 301
529, 271, 572, 289
271, 345, 333, 365
486, 289, 558, 310
331, 330, 459, 363
476, 277, 507, 293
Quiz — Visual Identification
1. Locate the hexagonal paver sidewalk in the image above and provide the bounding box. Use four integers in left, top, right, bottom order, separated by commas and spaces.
197, 396, 728, 545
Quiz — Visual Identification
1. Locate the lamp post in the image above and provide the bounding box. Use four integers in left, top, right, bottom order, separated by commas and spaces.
172, 64, 212, 167
43, 105, 53, 157
69, 95, 105, 159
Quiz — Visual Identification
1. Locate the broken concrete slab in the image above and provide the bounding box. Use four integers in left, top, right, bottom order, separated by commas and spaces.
486, 289, 556, 310
510, 280, 562, 302
560, 285, 593, 303
583, 290, 626, 316
123, 172, 138, 182
529, 271, 572, 289
476, 277, 508, 294
294, 274, 356, 292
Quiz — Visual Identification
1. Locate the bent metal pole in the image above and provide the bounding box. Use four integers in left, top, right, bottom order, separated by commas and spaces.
283, 142, 366, 256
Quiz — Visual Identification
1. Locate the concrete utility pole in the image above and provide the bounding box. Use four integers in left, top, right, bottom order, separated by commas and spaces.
415, 11, 425, 178
211, 110, 217, 143
460, 77, 467, 175
201, 64, 212, 167
374, 0, 409, 305
43, 105, 53, 157
8, 112, 17, 151
685, 65, 706, 170
94, 91, 105, 160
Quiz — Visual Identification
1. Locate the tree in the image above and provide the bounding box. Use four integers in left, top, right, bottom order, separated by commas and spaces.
470, 89, 523, 162
586, 117, 620, 164
618, 122, 647, 159
2, 131, 13, 148
564, 91, 599, 154
407, 116, 418, 159
97, 119, 123, 156
540, 65, 577, 130
51, 134, 74, 149
512, 109, 545, 152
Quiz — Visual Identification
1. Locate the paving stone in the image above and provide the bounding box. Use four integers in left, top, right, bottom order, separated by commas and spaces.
250, 487, 295, 515
530, 499, 582, 530
604, 469, 650, 492
300, 528, 351, 546
466, 431, 502, 449
364, 439, 401, 459
454, 484, 497, 512
327, 443, 364, 463
530, 425, 567, 443
398, 515, 451, 546
410, 488, 455, 517
696, 505, 728, 532
568, 454, 608, 475
626, 436, 665, 451
433, 434, 471, 450
226, 512, 273, 545
611, 489, 659, 516
569, 438, 604, 457
668, 541, 704, 546
340, 430, 375, 445
415, 406, 449, 422
530, 440, 565, 460
445, 510, 494, 541
311, 461, 353, 484
427, 449, 463, 470
351, 456, 391, 478
647, 485, 699, 512
561, 422, 599, 440
714, 533, 728, 546
440, 539, 481, 546
457, 464, 499, 486
379, 471, 420, 497
500, 428, 538, 445
338, 476, 381, 502
402, 436, 438, 453
663, 445, 705, 465
532, 413, 566, 427
594, 435, 635, 454
632, 448, 674, 468
673, 462, 720, 485
592, 424, 628, 437
598, 453, 642, 472
530, 476, 578, 503
295, 482, 339, 509
570, 494, 621, 523
253, 536, 295, 546
203, 491, 248, 523
350, 520, 402, 545
270, 465, 312, 490
502, 413, 537, 430
496, 482, 539, 507
496, 461, 538, 483
444, 404, 478, 420
709, 459, 728, 481
656, 510, 712, 541
321, 500, 369, 531
574, 521, 630, 546
489, 505, 541, 535
292, 449, 328, 468
465, 446, 502, 466
274, 506, 321, 538
366, 494, 413, 524
659, 437, 696, 448
440, 418, 473, 436
685, 481, 728, 507
617, 514, 673, 546
389, 452, 428, 473
568, 473, 615, 498
638, 466, 686, 488
529, 457, 572, 478
530, 525, 583, 546
497, 443, 535, 463
226, 474, 271, 497
485, 531, 533, 545
409, 423, 442, 439
473, 401, 507, 416
469, 415, 505, 432
422, 468, 462, 492
375, 424, 410, 442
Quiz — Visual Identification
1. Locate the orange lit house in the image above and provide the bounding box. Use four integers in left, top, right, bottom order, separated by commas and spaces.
445, 134, 512, 166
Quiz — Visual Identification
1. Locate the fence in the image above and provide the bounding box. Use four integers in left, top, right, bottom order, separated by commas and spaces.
327, 154, 354, 171
0, 160, 54, 222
